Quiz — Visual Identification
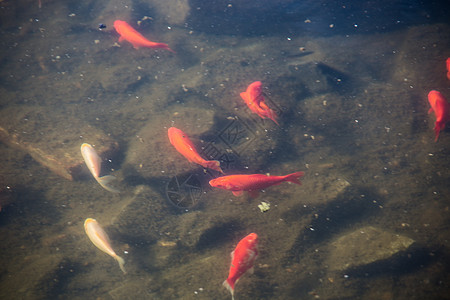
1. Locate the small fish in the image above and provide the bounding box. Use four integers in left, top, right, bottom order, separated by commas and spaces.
84, 218, 126, 274
209, 171, 304, 197
446, 57, 450, 80
223, 233, 259, 300
113, 20, 175, 52
240, 81, 279, 125
81, 143, 119, 193
168, 127, 224, 173
428, 90, 450, 142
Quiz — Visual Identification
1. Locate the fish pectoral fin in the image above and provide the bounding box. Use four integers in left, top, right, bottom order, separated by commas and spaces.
97, 175, 120, 193
428, 108, 433, 114
118, 36, 125, 43
232, 190, 244, 196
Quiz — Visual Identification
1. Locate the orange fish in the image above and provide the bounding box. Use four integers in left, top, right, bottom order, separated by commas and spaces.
209, 171, 304, 197
446, 57, 450, 80
240, 81, 279, 125
428, 90, 450, 142
223, 233, 259, 300
168, 127, 224, 173
113, 20, 175, 52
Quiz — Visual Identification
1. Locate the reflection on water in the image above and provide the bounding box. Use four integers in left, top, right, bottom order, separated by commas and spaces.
0, 0, 450, 299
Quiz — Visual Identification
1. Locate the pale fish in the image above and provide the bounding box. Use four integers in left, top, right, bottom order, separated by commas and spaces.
80, 143, 119, 193
84, 218, 126, 274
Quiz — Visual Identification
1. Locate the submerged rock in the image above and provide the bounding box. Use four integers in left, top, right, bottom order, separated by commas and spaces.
110, 185, 173, 243
327, 226, 415, 271
0, 106, 118, 181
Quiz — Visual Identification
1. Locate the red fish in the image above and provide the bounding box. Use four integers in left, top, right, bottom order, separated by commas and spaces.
168, 127, 224, 173
428, 90, 450, 142
446, 57, 450, 80
209, 171, 304, 197
223, 233, 259, 300
113, 20, 175, 52
240, 81, 279, 125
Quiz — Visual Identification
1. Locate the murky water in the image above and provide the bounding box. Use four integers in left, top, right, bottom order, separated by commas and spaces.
1, 0, 450, 299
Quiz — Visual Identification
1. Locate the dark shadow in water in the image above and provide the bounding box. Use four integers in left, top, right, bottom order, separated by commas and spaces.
195, 219, 243, 251
282, 186, 384, 264
39, 259, 84, 299
2, 182, 62, 225
186, 0, 450, 37
127, 239, 160, 273
345, 244, 438, 278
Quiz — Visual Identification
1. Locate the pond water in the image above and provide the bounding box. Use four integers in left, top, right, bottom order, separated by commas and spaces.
0, 0, 449, 299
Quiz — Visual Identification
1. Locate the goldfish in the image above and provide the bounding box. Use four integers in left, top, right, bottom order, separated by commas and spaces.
223, 233, 259, 300
446, 57, 450, 80
113, 20, 175, 52
84, 218, 126, 274
168, 127, 224, 173
209, 171, 304, 197
240, 81, 279, 125
428, 90, 450, 142
81, 143, 119, 193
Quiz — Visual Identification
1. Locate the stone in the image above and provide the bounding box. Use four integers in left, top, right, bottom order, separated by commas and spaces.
327, 226, 415, 271
108, 278, 155, 300
0, 254, 68, 299
108, 185, 176, 245
148, 0, 190, 25
0, 106, 118, 180
98, 65, 148, 93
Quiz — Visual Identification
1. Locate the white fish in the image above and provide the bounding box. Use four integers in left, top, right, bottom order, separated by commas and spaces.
84, 218, 126, 274
80, 143, 119, 193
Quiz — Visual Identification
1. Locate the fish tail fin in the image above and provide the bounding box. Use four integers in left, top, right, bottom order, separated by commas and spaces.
259, 106, 279, 125
203, 160, 224, 174
115, 255, 127, 274
284, 171, 305, 185
434, 124, 440, 142
268, 109, 279, 125
434, 121, 446, 142
97, 175, 120, 193
223, 279, 235, 300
